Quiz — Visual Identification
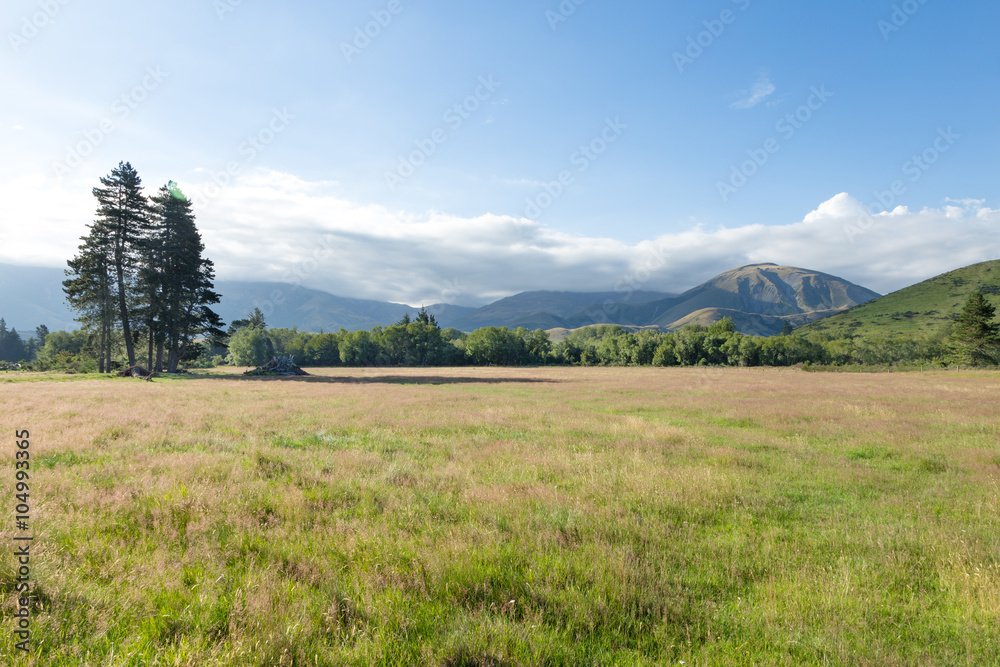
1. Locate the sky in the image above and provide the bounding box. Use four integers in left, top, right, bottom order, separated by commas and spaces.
1, 0, 998, 307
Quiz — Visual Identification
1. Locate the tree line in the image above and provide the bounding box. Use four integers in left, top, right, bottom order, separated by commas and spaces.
8, 290, 998, 372
220, 317, 917, 369
199, 291, 1000, 370
62, 162, 224, 373
0, 322, 48, 365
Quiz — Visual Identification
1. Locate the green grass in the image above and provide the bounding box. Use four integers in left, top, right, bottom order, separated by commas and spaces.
799, 259, 1000, 339
1, 367, 998, 665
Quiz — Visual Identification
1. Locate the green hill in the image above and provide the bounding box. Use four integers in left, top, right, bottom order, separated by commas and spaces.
545, 324, 670, 343
798, 260, 1000, 339
669, 307, 849, 337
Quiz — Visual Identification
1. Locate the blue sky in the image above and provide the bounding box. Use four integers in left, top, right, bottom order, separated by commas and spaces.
2, 0, 999, 305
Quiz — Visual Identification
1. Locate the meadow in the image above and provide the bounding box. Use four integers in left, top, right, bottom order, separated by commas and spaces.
1, 367, 998, 666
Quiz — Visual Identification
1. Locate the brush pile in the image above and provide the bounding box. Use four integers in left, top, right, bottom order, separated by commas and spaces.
244, 355, 308, 377
117, 365, 155, 381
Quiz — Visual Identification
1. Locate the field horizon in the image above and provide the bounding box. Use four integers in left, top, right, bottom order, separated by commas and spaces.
2, 366, 999, 665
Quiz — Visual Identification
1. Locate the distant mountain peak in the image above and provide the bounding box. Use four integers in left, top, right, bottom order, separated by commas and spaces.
558, 264, 880, 336
732, 262, 779, 268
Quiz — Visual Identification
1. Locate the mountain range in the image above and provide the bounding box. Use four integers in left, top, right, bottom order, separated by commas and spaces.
0, 262, 880, 336
546, 264, 881, 336
0, 264, 77, 335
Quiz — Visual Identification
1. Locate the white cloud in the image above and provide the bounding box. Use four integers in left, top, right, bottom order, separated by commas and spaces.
729, 76, 777, 110
803, 192, 868, 223
0, 173, 94, 267
1, 172, 998, 305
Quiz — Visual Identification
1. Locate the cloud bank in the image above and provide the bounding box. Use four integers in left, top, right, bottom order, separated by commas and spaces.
1, 169, 998, 307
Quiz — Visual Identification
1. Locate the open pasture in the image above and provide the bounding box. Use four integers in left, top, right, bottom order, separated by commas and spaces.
1, 367, 999, 665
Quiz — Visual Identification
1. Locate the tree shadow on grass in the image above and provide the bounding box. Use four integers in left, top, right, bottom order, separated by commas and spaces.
193, 372, 560, 386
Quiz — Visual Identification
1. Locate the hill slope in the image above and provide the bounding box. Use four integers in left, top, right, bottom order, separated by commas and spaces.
798, 260, 1000, 339
669, 307, 851, 337
448, 290, 674, 331
0, 263, 77, 332
214, 282, 477, 332
563, 264, 880, 335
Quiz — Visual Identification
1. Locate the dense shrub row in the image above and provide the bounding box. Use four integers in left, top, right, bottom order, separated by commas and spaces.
211, 317, 949, 369
3, 315, 964, 373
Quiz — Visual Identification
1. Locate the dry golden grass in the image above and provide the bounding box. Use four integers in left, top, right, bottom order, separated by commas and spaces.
0, 366, 998, 665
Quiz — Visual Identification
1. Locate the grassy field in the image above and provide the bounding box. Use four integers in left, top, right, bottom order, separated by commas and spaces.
1, 367, 999, 665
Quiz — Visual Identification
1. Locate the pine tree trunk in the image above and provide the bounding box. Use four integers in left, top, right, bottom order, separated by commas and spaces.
155, 342, 164, 373
116, 264, 136, 366
173, 341, 189, 373
96, 316, 104, 374
102, 273, 111, 373
103, 315, 112, 374
147, 320, 155, 371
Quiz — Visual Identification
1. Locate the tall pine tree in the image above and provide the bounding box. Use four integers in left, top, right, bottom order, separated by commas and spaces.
64, 219, 117, 372
138, 189, 167, 370
416, 306, 438, 327
91, 161, 149, 366
148, 183, 225, 373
